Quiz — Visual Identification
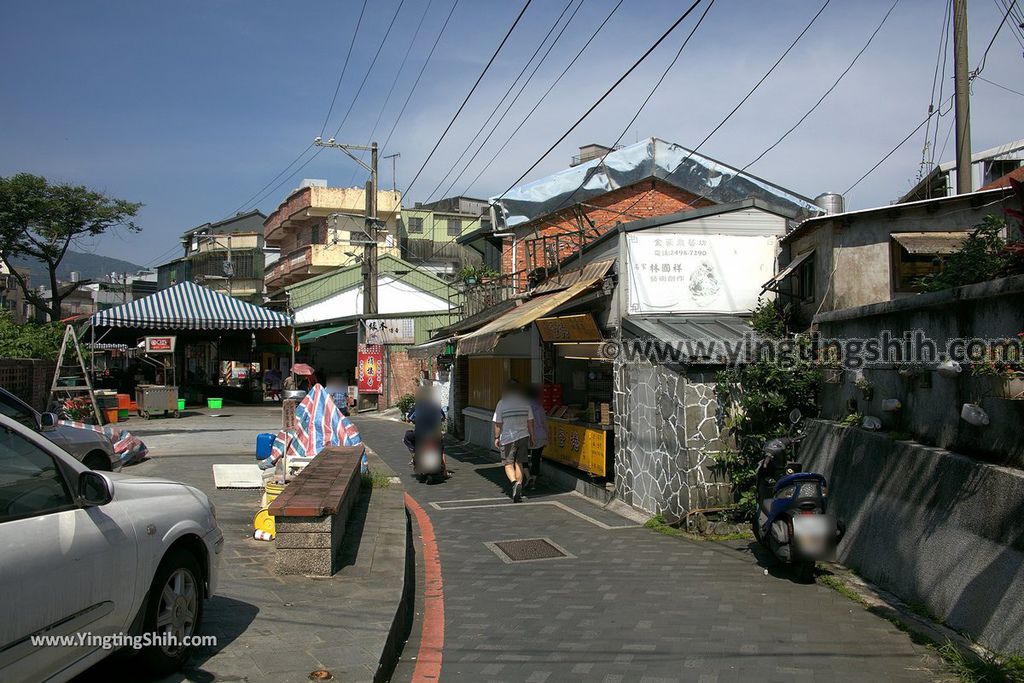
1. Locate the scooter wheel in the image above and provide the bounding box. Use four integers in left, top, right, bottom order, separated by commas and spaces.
751, 519, 763, 545
417, 474, 427, 483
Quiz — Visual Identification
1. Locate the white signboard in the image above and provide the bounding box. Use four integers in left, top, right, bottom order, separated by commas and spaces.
626, 233, 776, 314
364, 318, 416, 344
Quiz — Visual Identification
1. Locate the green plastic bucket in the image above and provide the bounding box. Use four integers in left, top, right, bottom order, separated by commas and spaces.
117, 408, 129, 421
177, 398, 186, 411
207, 398, 223, 410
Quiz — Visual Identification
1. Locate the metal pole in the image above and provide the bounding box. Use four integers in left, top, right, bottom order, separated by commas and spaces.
953, 0, 973, 194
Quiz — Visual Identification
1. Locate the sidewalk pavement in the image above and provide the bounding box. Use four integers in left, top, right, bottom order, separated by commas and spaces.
75, 407, 409, 683
355, 416, 949, 683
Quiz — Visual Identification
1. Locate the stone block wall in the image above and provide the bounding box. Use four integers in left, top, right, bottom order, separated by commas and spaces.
613, 358, 732, 521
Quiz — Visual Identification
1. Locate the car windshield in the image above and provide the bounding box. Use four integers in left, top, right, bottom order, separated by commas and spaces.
0, 391, 38, 430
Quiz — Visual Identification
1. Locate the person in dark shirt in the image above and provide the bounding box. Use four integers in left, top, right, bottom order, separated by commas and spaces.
404, 385, 443, 453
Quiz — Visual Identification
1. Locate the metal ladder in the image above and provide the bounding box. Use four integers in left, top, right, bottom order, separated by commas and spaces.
48, 324, 103, 424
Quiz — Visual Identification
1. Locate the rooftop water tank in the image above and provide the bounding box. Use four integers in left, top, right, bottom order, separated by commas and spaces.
814, 192, 844, 215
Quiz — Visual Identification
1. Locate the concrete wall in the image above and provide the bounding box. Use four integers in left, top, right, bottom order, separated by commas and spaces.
801, 419, 1024, 653
815, 274, 1024, 469
613, 359, 732, 520
787, 190, 1019, 324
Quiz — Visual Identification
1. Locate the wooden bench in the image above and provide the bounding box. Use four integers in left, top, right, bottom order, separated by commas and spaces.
268, 444, 363, 576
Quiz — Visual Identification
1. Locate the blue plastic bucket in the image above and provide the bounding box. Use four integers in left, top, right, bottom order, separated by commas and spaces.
256, 433, 275, 460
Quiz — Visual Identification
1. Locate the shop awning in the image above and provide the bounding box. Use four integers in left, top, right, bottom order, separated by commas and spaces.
623, 316, 757, 365
458, 261, 613, 356
532, 259, 615, 294
91, 281, 293, 330
406, 337, 453, 359
297, 324, 353, 343
891, 232, 969, 255
761, 249, 813, 293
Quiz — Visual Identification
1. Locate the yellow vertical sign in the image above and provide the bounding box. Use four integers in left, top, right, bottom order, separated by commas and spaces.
544, 421, 607, 476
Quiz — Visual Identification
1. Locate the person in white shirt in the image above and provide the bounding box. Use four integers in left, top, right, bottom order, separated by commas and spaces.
492, 380, 534, 502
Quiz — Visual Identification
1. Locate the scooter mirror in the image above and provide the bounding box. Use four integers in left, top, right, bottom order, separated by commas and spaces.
789, 408, 802, 424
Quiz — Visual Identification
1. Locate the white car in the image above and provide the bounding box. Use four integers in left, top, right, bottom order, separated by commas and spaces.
0, 413, 222, 683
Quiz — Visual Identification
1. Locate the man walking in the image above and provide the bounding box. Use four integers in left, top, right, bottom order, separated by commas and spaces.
493, 380, 533, 502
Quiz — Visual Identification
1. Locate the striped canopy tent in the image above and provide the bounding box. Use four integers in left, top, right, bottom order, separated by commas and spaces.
90, 281, 292, 330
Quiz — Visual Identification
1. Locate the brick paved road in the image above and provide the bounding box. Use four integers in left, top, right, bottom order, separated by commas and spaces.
358, 416, 946, 683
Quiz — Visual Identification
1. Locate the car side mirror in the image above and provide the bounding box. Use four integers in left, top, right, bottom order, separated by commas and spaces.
78, 471, 113, 507
39, 412, 58, 431
789, 408, 803, 424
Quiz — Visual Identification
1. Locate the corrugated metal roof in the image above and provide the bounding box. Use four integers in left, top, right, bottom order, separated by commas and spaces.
623, 316, 756, 365
458, 275, 608, 356
532, 259, 615, 294
891, 232, 969, 255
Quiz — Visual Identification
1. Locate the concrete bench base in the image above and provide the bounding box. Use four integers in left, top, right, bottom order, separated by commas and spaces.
268, 444, 363, 576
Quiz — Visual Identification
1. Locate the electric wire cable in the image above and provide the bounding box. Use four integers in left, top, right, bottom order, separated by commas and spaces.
433, 0, 588, 203
976, 74, 1024, 97
402, 0, 534, 200
457, 0, 624, 197
590, 0, 832, 231
328, 0, 408, 141
380, 0, 461, 157
422, 0, 579, 204
319, 0, 370, 138
975, 0, 1019, 75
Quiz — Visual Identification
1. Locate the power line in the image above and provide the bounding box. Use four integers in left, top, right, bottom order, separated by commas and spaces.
742, 0, 900, 171
402, 0, 535, 199
458, 0, 624, 197
434, 0, 589, 202
541, 0, 718, 221
976, 74, 1024, 97
319, 0, 370, 138
380, 0, 461, 158
329, 0, 408, 141
347, 0, 437, 186
590, 0, 832, 231
400, 0, 707, 274
422, 0, 578, 204
975, 0, 1019, 75
844, 95, 952, 196
230, 143, 316, 216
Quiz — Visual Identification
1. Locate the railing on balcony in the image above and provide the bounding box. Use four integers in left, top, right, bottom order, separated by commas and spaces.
459, 275, 516, 318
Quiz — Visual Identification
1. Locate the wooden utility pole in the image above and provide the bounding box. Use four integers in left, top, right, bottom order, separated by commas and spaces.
953, 0, 973, 194
364, 141, 379, 318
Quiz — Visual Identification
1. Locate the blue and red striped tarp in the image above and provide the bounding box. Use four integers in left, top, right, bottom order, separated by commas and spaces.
268, 384, 362, 465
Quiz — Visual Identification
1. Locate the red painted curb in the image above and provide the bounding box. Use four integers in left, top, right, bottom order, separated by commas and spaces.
406, 492, 444, 682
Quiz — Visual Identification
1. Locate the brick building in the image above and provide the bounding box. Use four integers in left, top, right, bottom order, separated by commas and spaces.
489, 137, 822, 290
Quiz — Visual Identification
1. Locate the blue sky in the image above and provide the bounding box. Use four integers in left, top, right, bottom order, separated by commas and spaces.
1, 0, 1021, 267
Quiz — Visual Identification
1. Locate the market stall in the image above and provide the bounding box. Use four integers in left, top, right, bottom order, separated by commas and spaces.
88, 281, 294, 405
536, 314, 614, 478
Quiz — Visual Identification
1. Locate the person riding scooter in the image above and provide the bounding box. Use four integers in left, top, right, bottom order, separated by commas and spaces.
404, 385, 448, 482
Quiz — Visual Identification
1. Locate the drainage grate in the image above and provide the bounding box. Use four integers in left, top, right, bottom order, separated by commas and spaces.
485, 538, 575, 564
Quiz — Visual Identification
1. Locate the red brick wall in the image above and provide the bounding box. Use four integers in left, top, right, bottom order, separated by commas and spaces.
501, 179, 714, 289
385, 349, 424, 408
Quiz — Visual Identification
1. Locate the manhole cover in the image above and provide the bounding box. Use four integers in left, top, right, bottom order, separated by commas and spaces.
485, 538, 575, 563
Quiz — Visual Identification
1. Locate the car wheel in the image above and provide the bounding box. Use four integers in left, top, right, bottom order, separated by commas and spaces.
83, 450, 112, 472
139, 548, 204, 675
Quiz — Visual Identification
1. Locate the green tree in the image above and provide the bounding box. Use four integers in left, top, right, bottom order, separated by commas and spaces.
917, 215, 1010, 292
0, 173, 142, 321
0, 311, 63, 359
715, 300, 819, 518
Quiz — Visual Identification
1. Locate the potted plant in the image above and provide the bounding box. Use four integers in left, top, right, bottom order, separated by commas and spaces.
972, 334, 1024, 400
818, 346, 844, 384
456, 265, 499, 286
853, 371, 874, 401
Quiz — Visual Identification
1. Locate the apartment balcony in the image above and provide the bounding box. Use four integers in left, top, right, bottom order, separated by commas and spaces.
264, 185, 402, 244
264, 243, 359, 289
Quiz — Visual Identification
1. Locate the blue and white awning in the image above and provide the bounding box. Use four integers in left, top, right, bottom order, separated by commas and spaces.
90, 281, 292, 330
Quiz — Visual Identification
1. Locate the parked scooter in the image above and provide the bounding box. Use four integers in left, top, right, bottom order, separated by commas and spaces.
753, 409, 843, 583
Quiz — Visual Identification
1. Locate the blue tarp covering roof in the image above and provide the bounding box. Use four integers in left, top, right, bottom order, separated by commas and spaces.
90, 281, 292, 330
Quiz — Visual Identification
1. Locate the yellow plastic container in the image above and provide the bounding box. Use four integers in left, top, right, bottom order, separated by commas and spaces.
252, 508, 275, 536
262, 481, 285, 509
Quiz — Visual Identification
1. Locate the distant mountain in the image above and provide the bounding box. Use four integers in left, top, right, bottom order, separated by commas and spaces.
10, 251, 147, 287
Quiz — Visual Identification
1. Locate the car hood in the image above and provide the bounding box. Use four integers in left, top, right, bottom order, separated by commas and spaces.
54, 423, 108, 445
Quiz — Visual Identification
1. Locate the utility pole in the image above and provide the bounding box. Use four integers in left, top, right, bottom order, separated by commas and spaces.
953, 0, 973, 194
315, 136, 381, 408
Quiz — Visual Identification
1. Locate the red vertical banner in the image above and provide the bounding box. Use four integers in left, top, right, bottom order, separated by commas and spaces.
357, 344, 384, 394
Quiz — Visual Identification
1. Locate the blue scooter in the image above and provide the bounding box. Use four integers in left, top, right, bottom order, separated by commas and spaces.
753, 409, 843, 583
